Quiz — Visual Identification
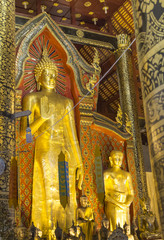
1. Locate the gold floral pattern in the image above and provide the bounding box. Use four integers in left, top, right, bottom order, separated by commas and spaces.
140, 0, 157, 13
131, 0, 164, 232
159, 0, 164, 8
0, 0, 15, 194
136, 10, 143, 28
142, 50, 164, 98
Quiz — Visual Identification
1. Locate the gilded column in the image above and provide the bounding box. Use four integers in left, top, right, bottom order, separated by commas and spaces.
0, 0, 15, 203
131, 0, 164, 237
115, 35, 148, 201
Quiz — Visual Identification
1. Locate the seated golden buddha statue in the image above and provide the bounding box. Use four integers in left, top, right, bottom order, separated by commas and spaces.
138, 199, 162, 240
21, 48, 83, 237
76, 195, 94, 240
104, 150, 134, 231
124, 224, 134, 240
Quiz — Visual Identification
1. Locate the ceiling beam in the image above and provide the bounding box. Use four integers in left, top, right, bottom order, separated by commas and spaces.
117, 11, 133, 33
79, 46, 93, 63
110, 73, 118, 85
99, 85, 110, 100
112, 15, 124, 33
122, 4, 134, 25
106, 92, 119, 104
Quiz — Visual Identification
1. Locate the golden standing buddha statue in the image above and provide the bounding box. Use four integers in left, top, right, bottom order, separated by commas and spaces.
104, 150, 134, 231
76, 195, 94, 240
21, 49, 83, 236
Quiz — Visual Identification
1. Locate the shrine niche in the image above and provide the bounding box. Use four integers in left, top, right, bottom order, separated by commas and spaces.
14, 12, 100, 229
13, 12, 140, 236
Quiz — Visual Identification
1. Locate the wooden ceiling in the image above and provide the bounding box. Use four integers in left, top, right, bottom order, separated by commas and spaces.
15, 0, 142, 122
16, 0, 125, 31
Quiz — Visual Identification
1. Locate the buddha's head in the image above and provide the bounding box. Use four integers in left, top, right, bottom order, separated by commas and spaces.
34, 48, 58, 91
80, 195, 88, 208
109, 150, 123, 168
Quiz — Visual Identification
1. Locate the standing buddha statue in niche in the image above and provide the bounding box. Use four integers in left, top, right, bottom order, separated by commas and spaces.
104, 150, 134, 231
76, 195, 94, 240
21, 48, 83, 236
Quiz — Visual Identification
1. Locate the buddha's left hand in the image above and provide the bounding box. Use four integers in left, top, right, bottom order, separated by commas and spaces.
76, 167, 83, 190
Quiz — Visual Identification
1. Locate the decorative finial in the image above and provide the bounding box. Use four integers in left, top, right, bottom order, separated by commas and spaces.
22, 1, 29, 9
116, 34, 130, 49
41, 5, 47, 13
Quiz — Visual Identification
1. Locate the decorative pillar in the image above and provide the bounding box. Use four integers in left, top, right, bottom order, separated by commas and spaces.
131, 1, 164, 236
0, 0, 15, 203
79, 96, 103, 227
115, 34, 148, 201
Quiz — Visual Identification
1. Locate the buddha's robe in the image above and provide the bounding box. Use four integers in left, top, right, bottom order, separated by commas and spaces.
22, 91, 83, 233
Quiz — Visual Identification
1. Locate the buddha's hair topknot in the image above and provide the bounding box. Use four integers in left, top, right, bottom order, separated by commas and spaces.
34, 47, 58, 82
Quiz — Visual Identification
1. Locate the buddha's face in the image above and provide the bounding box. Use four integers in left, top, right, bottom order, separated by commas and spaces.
110, 151, 123, 167
80, 197, 88, 207
40, 68, 56, 89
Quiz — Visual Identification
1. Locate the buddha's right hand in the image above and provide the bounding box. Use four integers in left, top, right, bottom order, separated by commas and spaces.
40, 96, 54, 119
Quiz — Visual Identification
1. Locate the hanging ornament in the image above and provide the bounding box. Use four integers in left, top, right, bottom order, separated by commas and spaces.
26, 116, 33, 143
103, 6, 109, 14
22, 1, 29, 9
58, 151, 70, 209
92, 17, 98, 25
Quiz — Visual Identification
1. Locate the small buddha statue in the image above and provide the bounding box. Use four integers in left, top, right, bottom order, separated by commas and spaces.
77, 195, 94, 240
76, 226, 85, 240
108, 224, 128, 240
99, 217, 111, 240
55, 221, 63, 240
29, 222, 37, 240
104, 150, 134, 231
21, 48, 83, 234
124, 224, 134, 240
138, 199, 162, 240
16, 221, 28, 240
37, 229, 42, 239
66, 222, 78, 240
